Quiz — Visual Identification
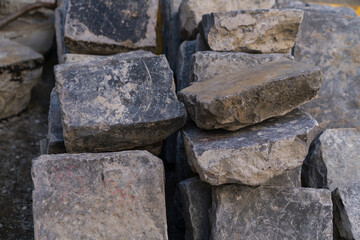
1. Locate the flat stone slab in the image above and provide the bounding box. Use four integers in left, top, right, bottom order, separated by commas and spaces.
179, 0, 275, 39
201, 9, 303, 53
64, 0, 158, 54
55, 54, 186, 153
178, 61, 321, 131
32, 151, 168, 239
302, 128, 360, 191
211, 185, 333, 239
190, 51, 294, 83
181, 109, 319, 186
0, 39, 43, 120
294, 11, 360, 129
332, 183, 360, 240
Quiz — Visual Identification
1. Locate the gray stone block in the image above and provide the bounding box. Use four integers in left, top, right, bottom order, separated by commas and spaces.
176, 40, 195, 92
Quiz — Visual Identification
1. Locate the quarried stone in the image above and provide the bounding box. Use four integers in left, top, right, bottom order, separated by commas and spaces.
32, 151, 168, 239
201, 9, 303, 53
178, 61, 321, 131
55, 54, 186, 153
211, 185, 333, 239
264, 166, 301, 187
181, 109, 319, 186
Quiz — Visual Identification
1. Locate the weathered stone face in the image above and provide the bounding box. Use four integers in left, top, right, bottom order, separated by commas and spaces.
182, 109, 319, 186
294, 11, 360, 129
178, 61, 321, 131
176, 40, 196, 92
302, 128, 360, 191
332, 183, 360, 240
0, 0, 55, 15
64, 0, 159, 54
195, 34, 209, 52
55, 54, 186, 153
0, 39, 43, 120
279, 1, 357, 16
179, 0, 276, 39
32, 151, 168, 239
179, 177, 211, 240
190, 51, 294, 83
211, 185, 333, 239
201, 9, 303, 53
263, 166, 301, 187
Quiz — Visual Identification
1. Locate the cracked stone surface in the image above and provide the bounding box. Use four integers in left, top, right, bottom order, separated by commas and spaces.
178, 61, 321, 131
302, 128, 360, 191
55, 54, 186, 153
201, 9, 303, 53
181, 109, 319, 186
64, 0, 159, 54
211, 185, 333, 240
32, 151, 168, 239
0, 39, 43, 120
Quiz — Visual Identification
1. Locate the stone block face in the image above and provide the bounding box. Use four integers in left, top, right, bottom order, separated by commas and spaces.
32, 151, 168, 239
201, 9, 303, 53
55, 54, 186, 153
0, 39, 43, 120
182, 109, 319, 186
263, 166, 301, 187
211, 185, 333, 240
64, 0, 159, 54
178, 61, 321, 131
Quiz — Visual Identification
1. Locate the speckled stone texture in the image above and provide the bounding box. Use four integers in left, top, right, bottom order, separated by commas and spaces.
302, 128, 360, 191
211, 185, 333, 240
178, 61, 321, 131
263, 166, 301, 187
332, 183, 360, 240
0, 0, 55, 15
201, 9, 303, 53
55, 54, 186, 153
190, 51, 294, 83
176, 40, 196, 92
64, 0, 159, 54
179, 0, 276, 39
0, 39, 43, 120
32, 151, 168, 239
181, 109, 319, 186
179, 177, 211, 240
294, 11, 360, 129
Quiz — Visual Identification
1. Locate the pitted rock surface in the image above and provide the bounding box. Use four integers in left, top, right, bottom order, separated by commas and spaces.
55, 54, 186, 153
201, 9, 303, 53
32, 151, 168, 239
178, 61, 321, 131
181, 109, 319, 186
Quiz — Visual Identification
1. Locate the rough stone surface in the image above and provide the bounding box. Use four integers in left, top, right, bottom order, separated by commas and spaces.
182, 109, 319, 186
211, 185, 333, 239
0, 39, 43, 120
179, 177, 211, 240
55, 4, 67, 63
302, 128, 360, 191
176, 40, 196, 92
32, 151, 168, 239
263, 166, 301, 187
202, 9, 303, 53
179, 0, 276, 39
195, 34, 209, 52
0, 0, 55, 15
64, 0, 159, 54
190, 51, 294, 83
294, 11, 360, 129
55, 54, 186, 153
279, 1, 357, 16
332, 183, 360, 240
178, 61, 321, 131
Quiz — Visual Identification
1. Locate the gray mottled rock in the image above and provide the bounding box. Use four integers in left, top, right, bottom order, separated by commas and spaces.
0, 0, 55, 15
264, 166, 301, 187
178, 61, 321, 131
211, 185, 333, 240
32, 151, 168, 239
176, 40, 196, 92
302, 128, 360, 191
179, 177, 211, 240
182, 109, 319, 186
295, 11, 360, 129
202, 9, 303, 53
332, 183, 360, 240
55, 4, 67, 64
190, 51, 294, 83
55, 54, 186, 153
64, 0, 159, 54
0, 39, 43, 120
195, 34, 209, 52
179, 0, 276, 40
279, 1, 357, 16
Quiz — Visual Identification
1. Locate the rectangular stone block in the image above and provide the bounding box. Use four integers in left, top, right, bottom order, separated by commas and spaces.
32, 151, 168, 239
